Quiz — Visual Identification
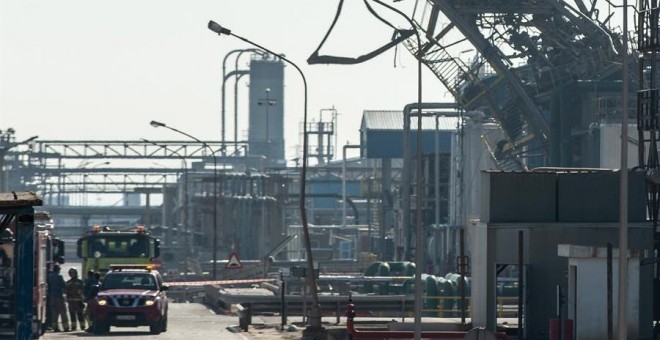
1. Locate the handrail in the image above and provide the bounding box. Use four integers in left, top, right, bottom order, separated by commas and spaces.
346, 297, 509, 339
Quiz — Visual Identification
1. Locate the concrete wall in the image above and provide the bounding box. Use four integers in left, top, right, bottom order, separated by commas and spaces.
599, 123, 637, 169
477, 223, 653, 340
559, 245, 643, 339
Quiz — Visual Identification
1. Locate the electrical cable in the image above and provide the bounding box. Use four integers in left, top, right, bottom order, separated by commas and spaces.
307, 0, 414, 65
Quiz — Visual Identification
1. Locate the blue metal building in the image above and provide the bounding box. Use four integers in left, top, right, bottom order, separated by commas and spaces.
359, 110, 458, 159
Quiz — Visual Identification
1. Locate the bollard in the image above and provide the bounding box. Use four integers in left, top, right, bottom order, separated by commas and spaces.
245, 303, 252, 326
236, 303, 251, 332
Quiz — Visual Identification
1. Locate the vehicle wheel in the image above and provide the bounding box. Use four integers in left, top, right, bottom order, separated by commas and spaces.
93, 322, 109, 335
32, 322, 41, 339
161, 315, 168, 332
149, 320, 162, 335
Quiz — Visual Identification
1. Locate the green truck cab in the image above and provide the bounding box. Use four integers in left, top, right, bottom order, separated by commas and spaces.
77, 225, 161, 279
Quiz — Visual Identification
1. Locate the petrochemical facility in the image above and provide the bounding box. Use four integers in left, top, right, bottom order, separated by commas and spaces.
3, 1, 660, 339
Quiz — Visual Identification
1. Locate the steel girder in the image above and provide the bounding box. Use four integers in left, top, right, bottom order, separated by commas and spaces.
407, 0, 622, 168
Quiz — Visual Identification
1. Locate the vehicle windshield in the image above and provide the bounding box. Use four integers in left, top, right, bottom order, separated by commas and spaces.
102, 273, 158, 291
87, 234, 150, 258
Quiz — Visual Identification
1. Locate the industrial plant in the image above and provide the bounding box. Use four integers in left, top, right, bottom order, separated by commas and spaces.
2, 1, 659, 339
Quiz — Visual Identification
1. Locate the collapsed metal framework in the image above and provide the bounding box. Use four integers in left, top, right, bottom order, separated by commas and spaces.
638, 1, 660, 226
407, 0, 623, 168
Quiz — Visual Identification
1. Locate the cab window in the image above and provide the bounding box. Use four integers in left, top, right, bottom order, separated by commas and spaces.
102, 273, 158, 290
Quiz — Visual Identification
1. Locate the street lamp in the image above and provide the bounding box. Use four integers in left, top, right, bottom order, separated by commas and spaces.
618, 1, 629, 339
141, 138, 191, 278
149, 120, 220, 280
367, 2, 424, 338
208, 20, 324, 332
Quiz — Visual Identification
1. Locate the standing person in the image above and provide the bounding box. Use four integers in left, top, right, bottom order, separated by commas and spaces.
83, 270, 97, 301
83, 271, 100, 332
65, 268, 85, 331
44, 265, 53, 331
47, 265, 69, 332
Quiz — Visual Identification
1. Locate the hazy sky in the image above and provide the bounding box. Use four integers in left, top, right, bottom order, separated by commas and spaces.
1, 0, 448, 162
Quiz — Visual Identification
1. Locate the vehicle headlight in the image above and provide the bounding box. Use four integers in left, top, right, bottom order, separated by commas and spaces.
97, 298, 107, 306
145, 299, 155, 306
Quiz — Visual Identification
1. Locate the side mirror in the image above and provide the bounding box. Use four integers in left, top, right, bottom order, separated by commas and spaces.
160, 285, 169, 291
54, 239, 65, 258
154, 239, 160, 258
91, 283, 101, 297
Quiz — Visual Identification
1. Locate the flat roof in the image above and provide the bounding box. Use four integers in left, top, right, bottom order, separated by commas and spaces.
0, 192, 43, 208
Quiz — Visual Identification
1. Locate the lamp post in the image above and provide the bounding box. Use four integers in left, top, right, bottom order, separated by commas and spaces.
141, 138, 190, 278
369, 2, 423, 338
207, 20, 324, 332
342, 144, 360, 228
618, 1, 629, 338
149, 120, 219, 280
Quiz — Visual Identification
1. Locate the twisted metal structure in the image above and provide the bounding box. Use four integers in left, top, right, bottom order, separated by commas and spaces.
407, 0, 625, 169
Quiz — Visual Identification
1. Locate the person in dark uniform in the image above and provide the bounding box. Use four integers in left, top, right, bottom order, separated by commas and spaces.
83, 270, 101, 332
47, 265, 69, 332
83, 271, 101, 332
65, 268, 85, 331
83, 270, 96, 300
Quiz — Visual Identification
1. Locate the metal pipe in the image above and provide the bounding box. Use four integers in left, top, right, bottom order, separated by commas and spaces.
222, 49, 260, 155
401, 103, 476, 262
518, 230, 523, 339
141, 139, 189, 276
435, 114, 440, 245
233, 49, 262, 153
342, 145, 360, 228
530, 167, 615, 172
149, 121, 219, 279
557, 284, 563, 340
365, 3, 423, 336
401, 103, 479, 339
608, 242, 613, 340
208, 21, 323, 330
345, 298, 509, 339
618, 1, 629, 338
280, 270, 286, 331
233, 72, 247, 153
460, 228, 466, 324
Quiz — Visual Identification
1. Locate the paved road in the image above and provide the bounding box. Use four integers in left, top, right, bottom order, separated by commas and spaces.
41, 303, 252, 340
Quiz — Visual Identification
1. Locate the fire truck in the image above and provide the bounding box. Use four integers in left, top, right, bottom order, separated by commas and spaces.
0, 210, 64, 337
77, 225, 161, 279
